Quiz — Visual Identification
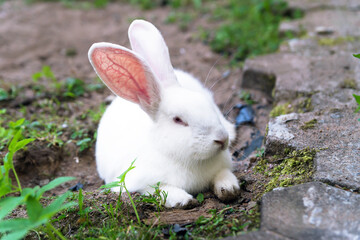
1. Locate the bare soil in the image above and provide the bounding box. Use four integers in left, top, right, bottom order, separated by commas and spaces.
0, 0, 271, 236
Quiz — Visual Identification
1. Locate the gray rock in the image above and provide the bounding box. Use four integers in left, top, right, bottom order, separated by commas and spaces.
287, 0, 360, 12
265, 109, 360, 190
261, 182, 360, 240
282, 9, 360, 37
280, 36, 360, 58
223, 230, 289, 240
242, 52, 360, 101
242, 53, 309, 99
311, 89, 357, 112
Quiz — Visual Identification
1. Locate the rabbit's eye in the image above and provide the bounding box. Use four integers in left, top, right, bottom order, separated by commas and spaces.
173, 116, 188, 127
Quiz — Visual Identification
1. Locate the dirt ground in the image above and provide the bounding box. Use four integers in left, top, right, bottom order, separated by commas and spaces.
0, 0, 272, 233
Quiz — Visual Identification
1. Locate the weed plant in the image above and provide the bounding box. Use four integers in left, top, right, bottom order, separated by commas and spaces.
100, 159, 142, 223
0, 127, 76, 240
0, 65, 104, 152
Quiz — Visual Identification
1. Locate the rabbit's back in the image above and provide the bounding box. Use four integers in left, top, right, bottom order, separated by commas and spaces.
95, 97, 152, 183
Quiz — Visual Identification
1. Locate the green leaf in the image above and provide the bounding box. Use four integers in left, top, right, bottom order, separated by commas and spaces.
0, 196, 24, 220
41, 65, 56, 81
0, 218, 33, 233
94, 0, 108, 8
8, 129, 26, 152
0, 88, 9, 101
1, 229, 29, 240
37, 176, 75, 198
353, 53, 360, 59
63, 92, 75, 98
0, 218, 39, 240
353, 94, 360, 112
0, 192, 75, 239
76, 138, 91, 146
192, 0, 202, 9
0, 180, 12, 198
41, 192, 76, 219
26, 196, 43, 221
9, 118, 25, 129
21, 187, 38, 198
78, 188, 83, 213
101, 160, 136, 190
117, 159, 136, 183
3, 152, 13, 172
13, 138, 35, 152
100, 181, 121, 190
196, 193, 204, 203
31, 72, 43, 82
64, 77, 86, 97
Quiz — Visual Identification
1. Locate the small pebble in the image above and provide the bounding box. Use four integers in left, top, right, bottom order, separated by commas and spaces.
315, 26, 334, 35
39, 179, 50, 186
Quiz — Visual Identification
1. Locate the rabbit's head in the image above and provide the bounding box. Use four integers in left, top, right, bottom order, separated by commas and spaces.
89, 20, 231, 163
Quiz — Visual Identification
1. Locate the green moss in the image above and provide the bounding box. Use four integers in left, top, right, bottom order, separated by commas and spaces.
300, 119, 317, 130
296, 97, 313, 113
271, 88, 276, 98
269, 103, 293, 117
340, 78, 357, 89
264, 124, 269, 139
255, 148, 316, 194
254, 157, 268, 173
318, 36, 355, 46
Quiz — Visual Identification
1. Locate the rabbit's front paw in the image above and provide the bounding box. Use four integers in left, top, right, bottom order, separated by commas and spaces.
213, 169, 240, 202
163, 186, 198, 209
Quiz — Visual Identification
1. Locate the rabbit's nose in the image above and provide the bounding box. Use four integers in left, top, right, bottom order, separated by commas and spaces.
214, 131, 229, 150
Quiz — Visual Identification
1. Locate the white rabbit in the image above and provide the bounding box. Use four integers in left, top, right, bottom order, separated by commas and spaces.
88, 19, 239, 208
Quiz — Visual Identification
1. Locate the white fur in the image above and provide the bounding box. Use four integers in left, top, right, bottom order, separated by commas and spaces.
90, 20, 239, 207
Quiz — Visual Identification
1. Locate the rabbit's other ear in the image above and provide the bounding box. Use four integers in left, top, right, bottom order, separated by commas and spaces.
129, 19, 178, 87
88, 43, 161, 119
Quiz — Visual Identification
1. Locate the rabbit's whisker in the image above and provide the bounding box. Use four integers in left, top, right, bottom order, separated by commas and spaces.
204, 56, 222, 88
222, 90, 235, 113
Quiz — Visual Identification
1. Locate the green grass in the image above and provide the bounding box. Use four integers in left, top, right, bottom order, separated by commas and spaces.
0, 65, 104, 152
206, 0, 303, 62
32, 65, 103, 99
57, 194, 259, 239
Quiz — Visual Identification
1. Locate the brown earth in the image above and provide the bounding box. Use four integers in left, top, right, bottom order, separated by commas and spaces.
0, 0, 271, 233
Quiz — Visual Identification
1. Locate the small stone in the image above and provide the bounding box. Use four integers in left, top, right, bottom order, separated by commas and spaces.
222, 70, 231, 78
179, 48, 186, 55
39, 179, 50, 186
69, 182, 84, 192
330, 113, 343, 119
315, 26, 334, 35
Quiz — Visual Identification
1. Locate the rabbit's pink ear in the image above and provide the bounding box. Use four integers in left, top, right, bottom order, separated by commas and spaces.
128, 20, 178, 87
88, 43, 161, 118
